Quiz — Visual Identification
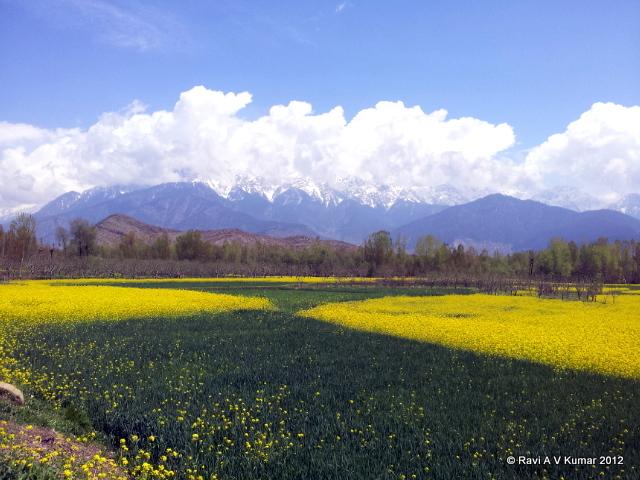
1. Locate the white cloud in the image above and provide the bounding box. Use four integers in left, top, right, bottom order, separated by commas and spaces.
0, 122, 77, 147
523, 102, 640, 203
1, 86, 638, 211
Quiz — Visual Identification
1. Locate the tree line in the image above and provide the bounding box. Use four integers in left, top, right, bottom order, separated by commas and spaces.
2, 214, 640, 282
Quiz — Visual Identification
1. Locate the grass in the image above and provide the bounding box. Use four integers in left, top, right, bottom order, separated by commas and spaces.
0, 462, 58, 480
1, 280, 638, 479
0, 396, 93, 437
0, 393, 94, 480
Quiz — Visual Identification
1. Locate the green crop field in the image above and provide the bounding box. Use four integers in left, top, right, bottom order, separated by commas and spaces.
1, 279, 638, 479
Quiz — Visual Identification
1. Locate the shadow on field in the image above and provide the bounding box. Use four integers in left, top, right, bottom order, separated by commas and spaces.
93, 280, 474, 312
13, 309, 640, 480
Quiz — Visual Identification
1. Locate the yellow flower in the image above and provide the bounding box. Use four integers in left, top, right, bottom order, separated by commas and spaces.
302, 294, 640, 378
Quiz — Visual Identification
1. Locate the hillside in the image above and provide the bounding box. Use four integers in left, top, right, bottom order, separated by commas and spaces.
95, 214, 357, 251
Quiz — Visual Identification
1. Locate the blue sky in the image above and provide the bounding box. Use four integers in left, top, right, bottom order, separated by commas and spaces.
1, 0, 638, 148
1, 0, 639, 212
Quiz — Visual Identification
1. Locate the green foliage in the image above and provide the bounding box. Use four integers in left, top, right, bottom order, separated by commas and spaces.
117, 231, 141, 259
538, 238, 573, 277
415, 234, 443, 269
364, 231, 393, 273
61, 401, 93, 432
175, 230, 210, 260
0, 461, 58, 480
149, 233, 172, 260
69, 218, 97, 257
0, 392, 95, 438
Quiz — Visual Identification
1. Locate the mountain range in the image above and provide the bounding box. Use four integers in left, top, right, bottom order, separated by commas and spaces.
27, 180, 450, 245
5, 179, 640, 253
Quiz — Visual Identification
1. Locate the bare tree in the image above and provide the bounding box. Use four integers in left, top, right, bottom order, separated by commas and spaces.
55, 225, 70, 253
7, 213, 37, 261
70, 218, 96, 257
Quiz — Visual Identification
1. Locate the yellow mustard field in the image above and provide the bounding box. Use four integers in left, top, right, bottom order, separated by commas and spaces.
301, 294, 640, 379
0, 281, 271, 324
604, 285, 640, 295
0, 281, 274, 479
0, 281, 271, 385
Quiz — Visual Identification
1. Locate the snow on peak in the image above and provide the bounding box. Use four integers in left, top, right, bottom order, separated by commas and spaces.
0, 204, 39, 220
414, 185, 471, 206
202, 176, 474, 208
531, 186, 607, 212
67, 177, 479, 210
81, 184, 139, 200
330, 177, 404, 208
613, 193, 640, 219
332, 179, 476, 208
277, 178, 343, 206
216, 176, 342, 206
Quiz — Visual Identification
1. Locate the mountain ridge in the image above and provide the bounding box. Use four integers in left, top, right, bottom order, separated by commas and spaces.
31, 181, 449, 244
394, 194, 640, 252
95, 214, 357, 251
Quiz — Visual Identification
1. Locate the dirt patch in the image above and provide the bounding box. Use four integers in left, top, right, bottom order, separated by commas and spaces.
0, 420, 128, 479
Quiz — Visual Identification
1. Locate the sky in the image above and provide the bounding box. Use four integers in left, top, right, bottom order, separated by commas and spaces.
0, 0, 639, 212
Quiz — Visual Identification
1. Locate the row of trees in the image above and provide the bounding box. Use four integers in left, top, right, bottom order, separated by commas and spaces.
363, 231, 640, 282
99, 230, 364, 275
0, 216, 97, 261
3, 214, 640, 282
73, 225, 640, 282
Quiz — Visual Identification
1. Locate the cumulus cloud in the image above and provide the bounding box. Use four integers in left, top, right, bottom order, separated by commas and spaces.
523, 102, 640, 204
1, 86, 638, 211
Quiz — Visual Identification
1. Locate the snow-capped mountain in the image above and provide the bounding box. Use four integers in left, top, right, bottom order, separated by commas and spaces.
35, 185, 140, 218
35, 191, 82, 217
296, 177, 475, 208
528, 187, 640, 219
531, 186, 607, 212
203, 175, 471, 209
331, 177, 407, 208
30, 179, 451, 244
613, 194, 640, 220
16, 173, 640, 246
0, 204, 39, 223
33, 182, 318, 244
211, 176, 342, 205
273, 178, 343, 206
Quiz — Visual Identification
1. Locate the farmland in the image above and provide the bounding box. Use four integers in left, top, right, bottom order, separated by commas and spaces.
1, 279, 639, 479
